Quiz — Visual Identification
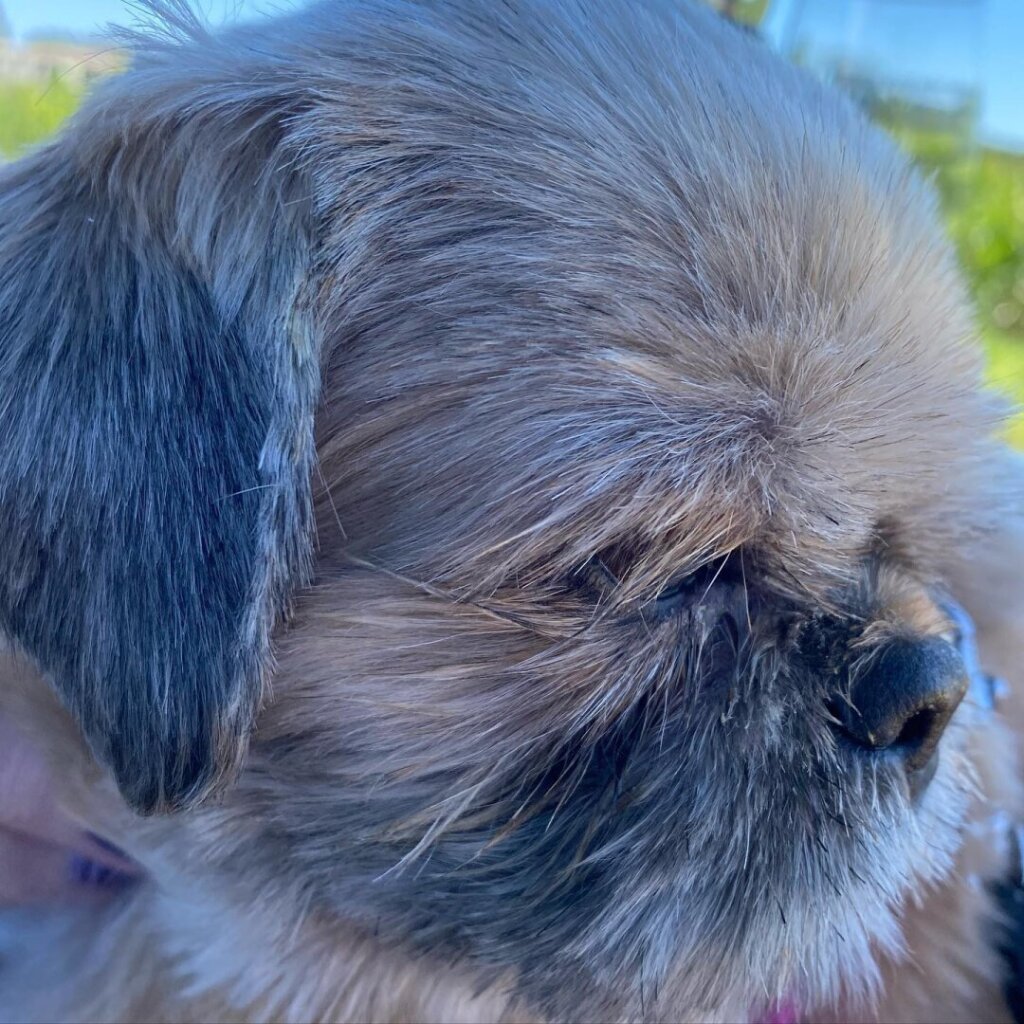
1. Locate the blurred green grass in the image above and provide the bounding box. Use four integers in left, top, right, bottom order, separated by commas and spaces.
0, 78, 82, 159
986, 328, 1024, 448
882, 119, 1024, 340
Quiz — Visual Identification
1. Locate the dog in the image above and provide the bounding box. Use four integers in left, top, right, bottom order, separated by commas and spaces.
1, 1, 1023, 1020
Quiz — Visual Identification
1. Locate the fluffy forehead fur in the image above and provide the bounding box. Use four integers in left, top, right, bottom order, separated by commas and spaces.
307, 0, 1003, 594
1, 1, 1023, 1023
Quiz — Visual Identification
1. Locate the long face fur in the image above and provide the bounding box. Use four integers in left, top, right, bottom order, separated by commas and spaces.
1, 1, 1022, 1022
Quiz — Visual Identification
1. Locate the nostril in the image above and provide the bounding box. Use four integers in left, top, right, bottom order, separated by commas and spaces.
896, 707, 938, 751
894, 707, 943, 770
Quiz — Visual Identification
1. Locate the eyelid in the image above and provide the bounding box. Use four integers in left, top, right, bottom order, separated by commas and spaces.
653, 573, 697, 603
652, 554, 740, 606
575, 556, 699, 607
574, 552, 736, 609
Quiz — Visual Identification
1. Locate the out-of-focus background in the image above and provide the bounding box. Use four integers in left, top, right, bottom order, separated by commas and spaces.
1, 0, 1021, 443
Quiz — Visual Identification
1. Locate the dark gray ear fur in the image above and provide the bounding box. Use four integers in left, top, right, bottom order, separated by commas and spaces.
0, 5, 319, 813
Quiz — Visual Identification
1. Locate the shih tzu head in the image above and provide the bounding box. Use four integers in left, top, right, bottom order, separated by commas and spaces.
0, 1, 1018, 1021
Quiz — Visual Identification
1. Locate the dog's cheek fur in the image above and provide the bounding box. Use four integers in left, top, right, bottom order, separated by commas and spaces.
0, 9, 321, 814
950, 472, 1024, 711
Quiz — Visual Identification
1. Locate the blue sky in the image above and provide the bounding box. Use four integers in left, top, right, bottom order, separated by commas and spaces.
1, 1, 286, 36
4, 0, 1023, 148
762, 0, 1024, 151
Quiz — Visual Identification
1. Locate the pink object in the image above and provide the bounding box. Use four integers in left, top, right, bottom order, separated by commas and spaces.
756, 1002, 799, 1024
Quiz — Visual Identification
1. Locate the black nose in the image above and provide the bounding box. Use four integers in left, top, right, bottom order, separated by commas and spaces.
831, 638, 968, 772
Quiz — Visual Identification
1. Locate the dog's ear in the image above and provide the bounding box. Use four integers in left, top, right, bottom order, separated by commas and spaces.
0, 20, 320, 813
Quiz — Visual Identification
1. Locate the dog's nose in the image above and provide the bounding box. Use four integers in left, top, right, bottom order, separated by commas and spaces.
831, 638, 968, 773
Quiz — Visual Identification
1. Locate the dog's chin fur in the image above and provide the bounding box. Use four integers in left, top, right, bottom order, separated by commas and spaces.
1, 1, 1024, 1022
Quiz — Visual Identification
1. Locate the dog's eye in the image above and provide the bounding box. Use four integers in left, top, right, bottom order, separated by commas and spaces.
572, 553, 736, 614
649, 572, 700, 611
938, 598, 970, 651
646, 558, 733, 615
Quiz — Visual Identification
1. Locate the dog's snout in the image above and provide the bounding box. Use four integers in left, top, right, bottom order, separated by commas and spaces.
831, 638, 968, 774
